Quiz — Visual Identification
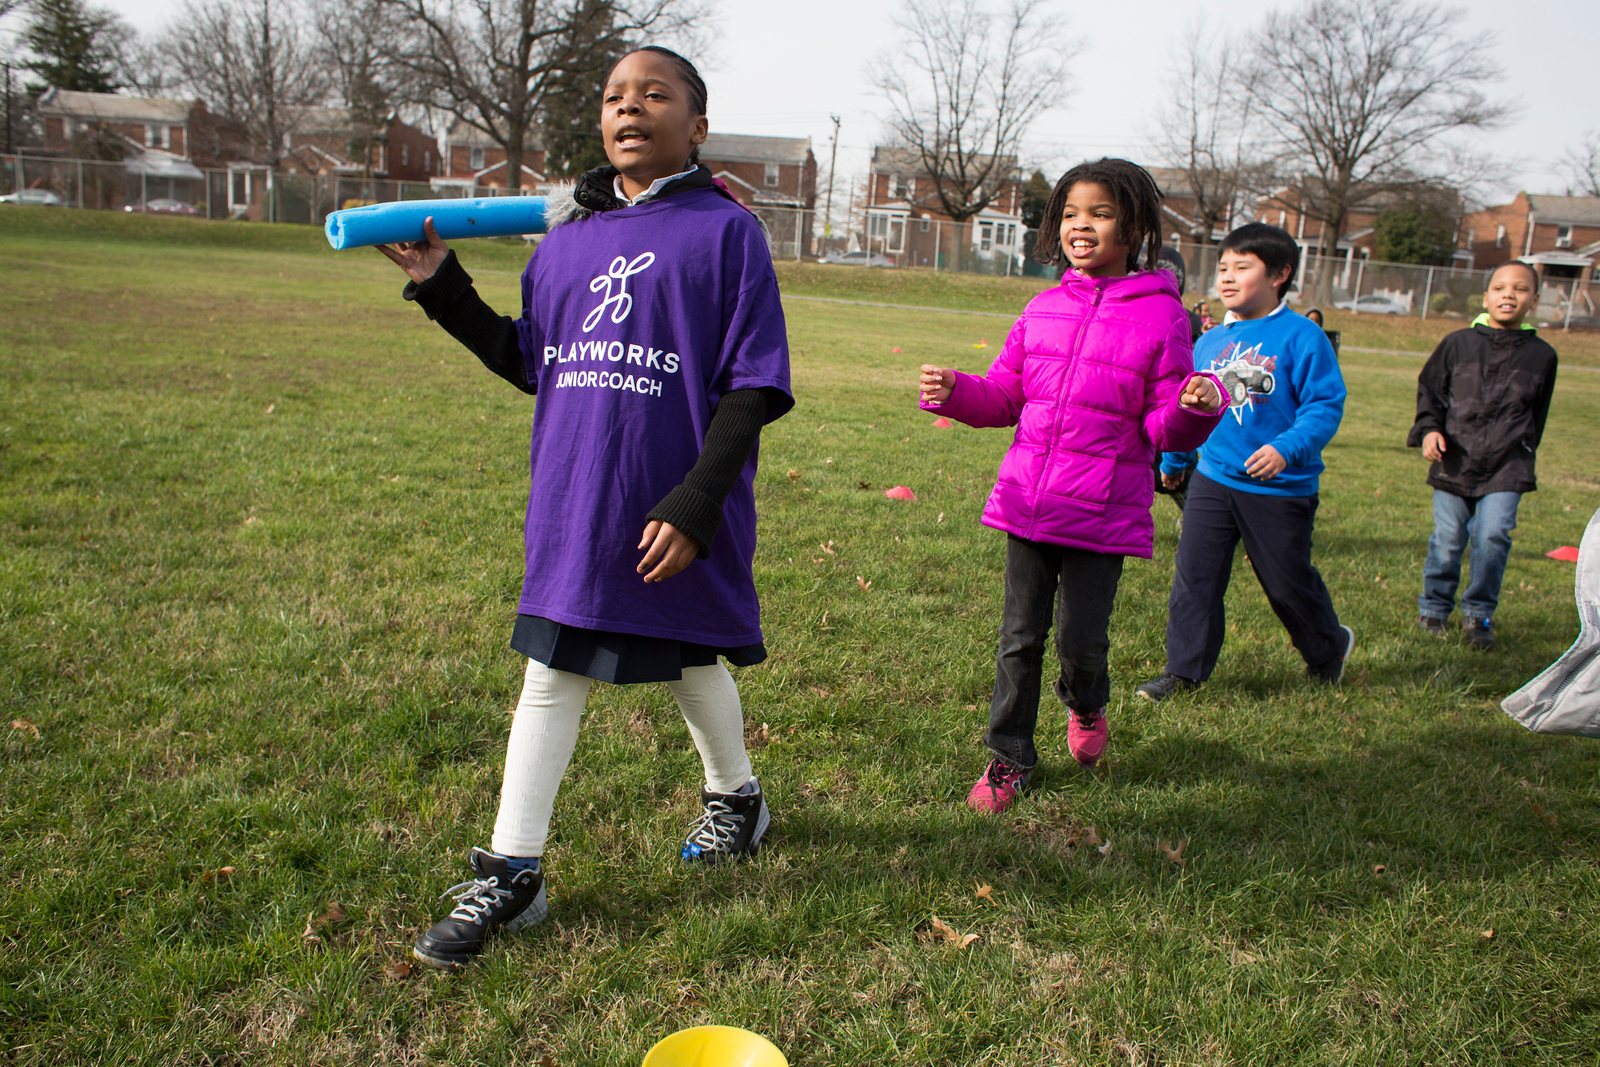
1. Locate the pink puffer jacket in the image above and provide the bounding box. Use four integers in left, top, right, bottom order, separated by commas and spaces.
922, 269, 1227, 558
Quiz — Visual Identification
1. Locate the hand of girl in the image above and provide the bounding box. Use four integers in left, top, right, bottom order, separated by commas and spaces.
1244, 444, 1288, 480
919, 365, 955, 405
1179, 374, 1222, 413
376, 216, 450, 283
1422, 431, 1447, 462
637, 520, 699, 583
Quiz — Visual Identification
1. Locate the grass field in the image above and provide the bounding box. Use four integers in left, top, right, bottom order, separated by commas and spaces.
3, 208, 1600, 1066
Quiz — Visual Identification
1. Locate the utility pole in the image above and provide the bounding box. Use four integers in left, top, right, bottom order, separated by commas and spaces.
823, 113, 840, 249
4, 63, 12, 155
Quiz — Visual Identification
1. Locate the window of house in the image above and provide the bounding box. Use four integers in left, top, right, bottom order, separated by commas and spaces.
231, 170, 247, 206
402, 144, 409, 167
425, 150, 432, 174
919, 217, 930, 233
906, 177, 916, 200
471, 146, 485, 170
888, 217, 905, 252
887, 174, 900, 198
1466, 227, 1476, 246
764, 162, 779, 187
1556, 224, 1572, 248
1495, 224, 1506, 248
869, 213, 887, 238
146, 124, 168, 149
980, 222, 993, 251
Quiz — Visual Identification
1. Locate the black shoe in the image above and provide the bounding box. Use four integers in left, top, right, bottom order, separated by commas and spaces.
1310, 624, 1356, 684
682, 779, 770, 863
1464, 617, 1495, 650
1134, 672, 1198, 703
1419, 615, 1447, 636
413, 848, 547, 969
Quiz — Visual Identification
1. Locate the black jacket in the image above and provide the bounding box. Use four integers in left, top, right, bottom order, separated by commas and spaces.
1406, 323, 1558, 496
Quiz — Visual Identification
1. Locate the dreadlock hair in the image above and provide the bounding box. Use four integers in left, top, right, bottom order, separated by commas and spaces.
618, 45, 708, 166
1034, 158, 1164, 274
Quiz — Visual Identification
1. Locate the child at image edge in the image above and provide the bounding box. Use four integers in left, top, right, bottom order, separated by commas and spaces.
919, 158, 1229, 814
1408, 260, 1558, 649
1137, 222, 1351, 704
377, 46, 793, 967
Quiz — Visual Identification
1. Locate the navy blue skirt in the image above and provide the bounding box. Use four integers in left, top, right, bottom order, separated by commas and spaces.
511, 614, 767, 685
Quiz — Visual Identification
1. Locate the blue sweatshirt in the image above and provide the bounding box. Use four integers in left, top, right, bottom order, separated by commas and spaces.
1161, 303, 1345, 497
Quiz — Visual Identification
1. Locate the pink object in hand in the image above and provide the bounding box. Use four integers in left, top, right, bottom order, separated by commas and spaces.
885, 486, 917, 502
1547, 546, 1581, 562
931, 417, 953, 428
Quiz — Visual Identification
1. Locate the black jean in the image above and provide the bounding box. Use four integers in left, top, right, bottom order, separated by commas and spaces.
1165, 472, 1344, 681
986, 534, 1125, 771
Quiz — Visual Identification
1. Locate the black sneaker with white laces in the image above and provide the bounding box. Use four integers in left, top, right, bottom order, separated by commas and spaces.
1134, 672, 1199, 703
412, 847, 547, 969
682, 779, 770, 863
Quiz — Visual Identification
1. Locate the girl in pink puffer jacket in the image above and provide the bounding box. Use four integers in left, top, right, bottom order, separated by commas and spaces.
919, 159, 1228, 813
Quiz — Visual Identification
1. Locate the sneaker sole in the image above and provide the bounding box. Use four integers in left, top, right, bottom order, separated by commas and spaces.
411, 883, 548, 969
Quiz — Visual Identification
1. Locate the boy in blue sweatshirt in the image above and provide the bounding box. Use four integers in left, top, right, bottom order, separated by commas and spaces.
1137, 223, 1353, 701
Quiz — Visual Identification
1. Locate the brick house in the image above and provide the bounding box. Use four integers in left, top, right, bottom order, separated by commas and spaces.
864, 146, 1023, 269
1146, 166, 1238, 244
697, 133, 816, 257
1458, 193, 1600, 295
36, 87, 200, 160
432, 118, 547, 192
280, 108, 438, 183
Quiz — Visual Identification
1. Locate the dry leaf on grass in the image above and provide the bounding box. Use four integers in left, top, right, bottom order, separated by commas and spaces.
201, 866, 237, 883
1097, 839, 1114, 856
1481, 928, 1495, 941
301, 902, 347, 945
856, 575, 872, 591
10, 719, 40, 739
975, 883, 995, 902
787, 468, 800, 482
937, 512, 945, 523
383, 959, 413, 981
745, 722, 773, 749
265, 403, 276, 415
1373, 864, 1386, 875
1158, 839, 1188, 865
820, 540, 835, 555
925, 916, 981, 949
537, 1055, 558, 1067
1065, 825, 1104, 848
857, 481, 872, 490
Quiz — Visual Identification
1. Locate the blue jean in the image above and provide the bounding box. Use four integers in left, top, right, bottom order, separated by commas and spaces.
1420, 490, 1521, 622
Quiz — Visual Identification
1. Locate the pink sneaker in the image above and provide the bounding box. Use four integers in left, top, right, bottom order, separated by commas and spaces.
966, 758, 1029, 814
1067, 708, 1109, 767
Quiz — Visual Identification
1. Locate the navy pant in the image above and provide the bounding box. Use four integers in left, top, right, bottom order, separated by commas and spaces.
1419, 490, 1520, 623
987, 534, 1125, 770
1165, 472, 1344, 681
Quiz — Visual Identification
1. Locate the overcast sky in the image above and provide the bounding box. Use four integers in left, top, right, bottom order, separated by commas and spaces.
27, 0, 1600, 201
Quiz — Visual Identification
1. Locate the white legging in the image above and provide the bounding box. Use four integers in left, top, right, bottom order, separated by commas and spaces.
490, 657, 753, 858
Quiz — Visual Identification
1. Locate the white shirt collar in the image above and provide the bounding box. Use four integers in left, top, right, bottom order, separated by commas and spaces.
1222, 300, 1289, 326
613, 167, 699, 205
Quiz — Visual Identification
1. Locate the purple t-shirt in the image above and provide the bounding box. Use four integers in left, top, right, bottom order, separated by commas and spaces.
512, 187, 792, 646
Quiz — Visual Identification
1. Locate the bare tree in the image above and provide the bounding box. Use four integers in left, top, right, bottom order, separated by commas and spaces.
157, 0, 328, 166
1557, 130, 1600, 198
1244, 0, 1509, 283
1149, 18, 1253, 246
381, 0, 705, 192
870, 0, 1070, 227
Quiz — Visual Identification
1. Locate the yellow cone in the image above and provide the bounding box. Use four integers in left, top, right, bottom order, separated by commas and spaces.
641, 1025, 788, 1067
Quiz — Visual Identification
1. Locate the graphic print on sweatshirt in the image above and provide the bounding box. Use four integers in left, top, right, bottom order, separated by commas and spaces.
1207, 341, 1278, 424
540, 248, 681, 399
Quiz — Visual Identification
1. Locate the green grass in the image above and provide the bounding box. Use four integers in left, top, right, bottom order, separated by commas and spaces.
3, 207, 1600, 1066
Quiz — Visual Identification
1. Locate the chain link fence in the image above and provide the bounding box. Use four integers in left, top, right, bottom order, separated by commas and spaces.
1168, 239, 1596, 327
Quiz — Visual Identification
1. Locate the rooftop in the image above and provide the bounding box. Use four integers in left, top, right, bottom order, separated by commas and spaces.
700, 133, 812, 166
37, 88, 193, 124
1525, 194, 1600, 225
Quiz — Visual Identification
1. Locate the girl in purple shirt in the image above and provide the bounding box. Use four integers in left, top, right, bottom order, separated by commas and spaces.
378, 47, 793, 968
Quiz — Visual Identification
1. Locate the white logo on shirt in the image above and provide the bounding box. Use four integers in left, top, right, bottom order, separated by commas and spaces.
583, 252, 656, 332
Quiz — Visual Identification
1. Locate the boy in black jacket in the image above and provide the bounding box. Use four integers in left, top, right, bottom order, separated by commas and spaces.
1407, 261, 1559, 649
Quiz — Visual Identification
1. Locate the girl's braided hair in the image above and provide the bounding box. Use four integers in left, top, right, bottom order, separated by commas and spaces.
623, 45, 708, 166
1035, 158, 1165, 274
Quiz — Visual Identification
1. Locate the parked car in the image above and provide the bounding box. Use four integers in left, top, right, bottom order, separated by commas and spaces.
1334, 294, 1407, 315
0, 189, 66, 207
1538, 315, 1600, 331
125, 198, 200, 215
819, 250, 895, 267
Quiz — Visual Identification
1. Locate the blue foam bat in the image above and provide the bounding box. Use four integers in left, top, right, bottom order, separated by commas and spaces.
324, 196, 552, 250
